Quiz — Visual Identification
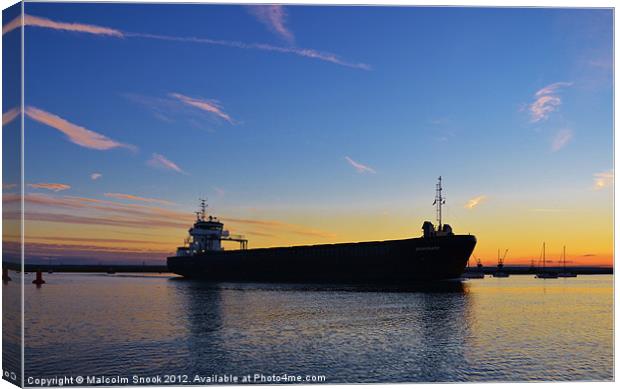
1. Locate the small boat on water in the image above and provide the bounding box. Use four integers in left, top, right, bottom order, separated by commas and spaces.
493, 248, 510, 278
463, 258, 485, 279
557, 245, 577, 278
535, 242, 558, 279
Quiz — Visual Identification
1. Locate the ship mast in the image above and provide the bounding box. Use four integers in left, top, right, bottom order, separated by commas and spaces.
433, 176, 446, 229
199, 198, 207, 221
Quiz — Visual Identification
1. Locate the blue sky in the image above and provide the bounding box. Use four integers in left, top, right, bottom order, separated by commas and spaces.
2, 3, 614, 264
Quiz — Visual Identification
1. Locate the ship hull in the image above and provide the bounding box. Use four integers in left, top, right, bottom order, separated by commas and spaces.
167, 234, 476, 283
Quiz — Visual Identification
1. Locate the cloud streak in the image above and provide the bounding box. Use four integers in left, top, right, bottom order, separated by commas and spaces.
225, 218, 336, 239
248, 5, 294, 44
345, 156, 376, 174
170, 93, 234, 123
104, 192, 175, 205
147, 153, 187, 174
465, 195, 487, 209
6, 193, 336, 241
3, 14, 124, 36
593, 170, 613, 190
2, 107, 20, 126
126, 31, 371, 70
529, 82, 573, 122
91, 173, 102, 180
25, 106, 135, 151
28, 183, 71, 192
551, 128, 573, 151
5, 13, 369, 70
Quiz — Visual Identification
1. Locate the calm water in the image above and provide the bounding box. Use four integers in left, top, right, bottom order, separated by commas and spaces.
7, 273, 615, 383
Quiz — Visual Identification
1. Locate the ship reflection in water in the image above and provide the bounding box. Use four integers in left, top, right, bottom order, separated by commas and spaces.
17, 273, 612, 382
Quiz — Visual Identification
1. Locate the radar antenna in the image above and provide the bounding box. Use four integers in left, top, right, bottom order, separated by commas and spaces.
199, 198, 208, 221
433, 176, 446, 229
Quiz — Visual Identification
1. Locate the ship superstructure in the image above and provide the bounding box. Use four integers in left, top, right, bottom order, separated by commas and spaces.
176, 199, 248, 257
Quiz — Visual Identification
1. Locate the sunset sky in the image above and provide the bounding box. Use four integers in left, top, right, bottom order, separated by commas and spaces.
2, 3, 613, 266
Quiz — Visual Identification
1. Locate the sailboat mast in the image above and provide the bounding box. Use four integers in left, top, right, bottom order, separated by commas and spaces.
563, 245, 566, 271
434, 176, 445, 229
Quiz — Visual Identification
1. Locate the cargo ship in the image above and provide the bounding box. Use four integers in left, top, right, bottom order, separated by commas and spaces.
167, 177, 476, 283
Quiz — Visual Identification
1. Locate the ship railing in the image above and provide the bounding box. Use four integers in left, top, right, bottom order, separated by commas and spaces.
220, 235, 248, 250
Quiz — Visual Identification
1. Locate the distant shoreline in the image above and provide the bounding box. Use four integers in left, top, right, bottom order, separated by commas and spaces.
466, 266, 613, 275
3, 263, 168, 273
2, 263, 613, 275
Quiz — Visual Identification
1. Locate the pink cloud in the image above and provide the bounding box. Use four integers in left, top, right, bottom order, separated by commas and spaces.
28, 183, 71, 192
124, 34, 371, 70
593, 170, 613, 190
551, 128, 573, 151
2, 107, 20, 126
24, 106, 135, 151
534, 82, 574, 97
248, 5, 294, 44
147, 153, 187, 174
104, 193, 175, 206
3, 14, 123, 36
529, 82, 573, 122
345, 156, 376, 174
7, 192, 336, 240
169, 93, 234, 123
5, 13, 369, 70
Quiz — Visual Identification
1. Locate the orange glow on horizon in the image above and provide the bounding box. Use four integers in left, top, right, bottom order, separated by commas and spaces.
2, 190, 612, 267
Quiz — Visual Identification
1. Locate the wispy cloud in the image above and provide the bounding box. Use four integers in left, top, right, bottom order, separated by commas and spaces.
534, 82, 573, 97
3, 14, 124, 36
169, 93, 234, 123
28, 183, 71, 192
6, 193, 336, 241
345, 156, 376, 174
465, 195, 487, 209
90, 173, 102, 180
24, 106, 135, 151
248, 5, 294, 45
529, 82, 573, 122
127, 32, 371, 70
551, 128, 573, 151
593, 170, 613, 190
125, 93, 224, 129
214, 187, 226, 197
225, 218, 336, 239
587, 58, 612, 70
5, 13, 369, 70
2, 107, 20, 126
104, 192, 174, 206
147, 153, 187, 174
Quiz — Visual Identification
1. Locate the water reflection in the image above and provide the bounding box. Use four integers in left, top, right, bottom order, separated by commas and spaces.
20, 274, 612, 382
171, 279, 472, 382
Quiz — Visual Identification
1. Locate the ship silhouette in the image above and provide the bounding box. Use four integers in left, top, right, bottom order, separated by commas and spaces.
167, 177, 477, 283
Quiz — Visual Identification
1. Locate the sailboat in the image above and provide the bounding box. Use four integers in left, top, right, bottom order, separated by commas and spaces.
493, 248, 510, 277
535, 242, 558, 279
557, 245, 577, 278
